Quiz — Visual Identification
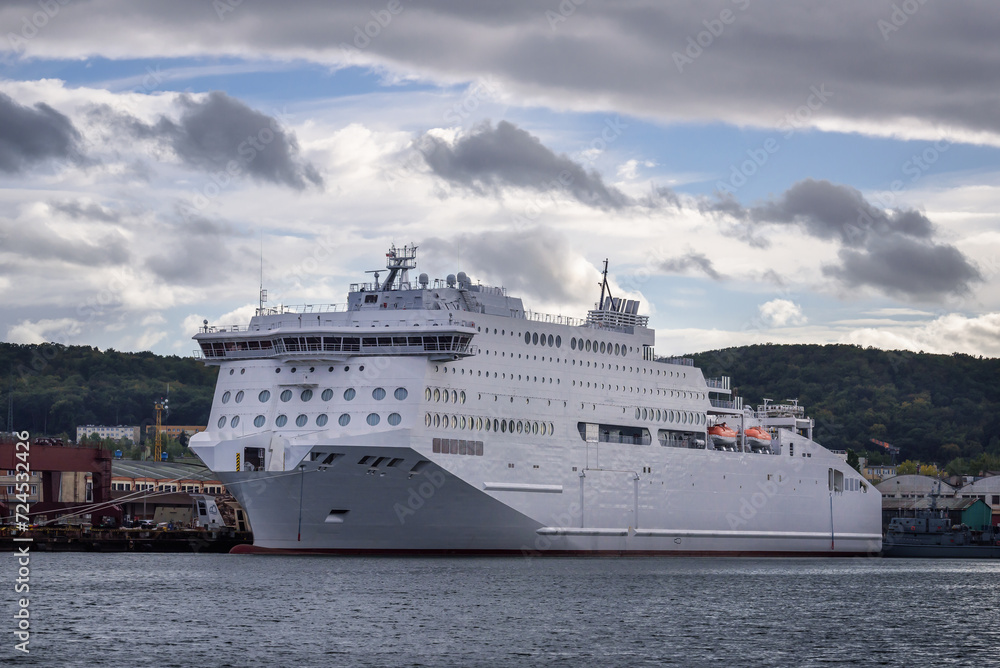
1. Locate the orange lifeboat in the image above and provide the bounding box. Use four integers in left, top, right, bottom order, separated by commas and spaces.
744, 426, 772, 449
708, 422, 737, 448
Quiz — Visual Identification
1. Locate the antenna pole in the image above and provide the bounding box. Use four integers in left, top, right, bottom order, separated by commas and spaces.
598, 259, 609, 309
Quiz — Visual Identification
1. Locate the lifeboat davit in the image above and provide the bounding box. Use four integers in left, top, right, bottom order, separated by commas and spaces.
744, 426, 772, 449
708, 422, 737, 447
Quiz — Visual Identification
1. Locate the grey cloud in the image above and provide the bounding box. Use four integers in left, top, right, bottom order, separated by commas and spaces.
5, 2, 1000, 141
750, 179, 933, 247
420, 120, 630, 209
661, 252, 724, 280
823, 234, 982, 300
50, 200, 121, 223
422, 228, 599, 304
0, 218, 129, 266
146, 210, 244, 284
113, 91, 322, 190
0, 92, 82, 173
707, 178, 979, 300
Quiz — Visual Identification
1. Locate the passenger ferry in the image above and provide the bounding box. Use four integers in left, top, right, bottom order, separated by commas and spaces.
189, 244, 882, 555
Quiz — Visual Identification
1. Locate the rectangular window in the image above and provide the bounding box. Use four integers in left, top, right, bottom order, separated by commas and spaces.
992, 495, 999, 505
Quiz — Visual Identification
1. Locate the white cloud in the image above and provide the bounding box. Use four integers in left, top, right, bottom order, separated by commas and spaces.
842, 312, 1000, 357
6, 318, 82, 344
758, 299, 807, 327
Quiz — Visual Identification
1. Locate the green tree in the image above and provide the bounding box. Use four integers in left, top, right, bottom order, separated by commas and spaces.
846, 448, 861, 474
897, 460, 919, 475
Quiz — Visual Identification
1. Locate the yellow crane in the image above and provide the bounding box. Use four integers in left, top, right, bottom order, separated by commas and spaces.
153, 397, 169, 462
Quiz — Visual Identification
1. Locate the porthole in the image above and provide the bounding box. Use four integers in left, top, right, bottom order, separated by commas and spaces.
221, 391, 231, 404
571, 338, 577, 350
642, 408, 648, 420
295, 414, 307, 427
258, 390, 271, 402
635, 408, 641, 419
549, 422, 554, 434
451, 415, 458, 429
532, 422, 539, 435
476, 417, 483, 430
328, 367, 334, 372
228, 369, 234, 375
321, 388, 333, 401
500, 420, 507, 433
316, 414, 329, 427
425, 388, 432, 401
531, 333, 538, 345
344, 388, 356, 401
280, 389, 292, 402
359, 365, 365, 371
600, 342, 606, 354
434, 388, 441, 401
442, 390, 450, 404
547, 334, 554, 346
275, 414, 288, 427
524, 332, 531, 344
459, 391, 466, 404
275, 368, 281, 373
339, 413, 350, 427
460, 416, 467, 429
253, 415, 266, 428
485, 418, 492, 432
373, 387, 386, 400
230, 416, 240, 428
301, 389, 313, 402
585, 340, 592, 352
555, 335, 561, 348
516, 421, 523, 434
615, 343, 620, 355
394, 387, 408, 401
217, 416, 226, 428
291, 367, 297, 373
425, 413, 431, 427
451, 389, 458, 403
388, 413, 401, 426
540, 334, 546, 347
434, 414, 441, 428
493, 418, 499, 432
235, 390, 244, 403
540, 422, 547, 436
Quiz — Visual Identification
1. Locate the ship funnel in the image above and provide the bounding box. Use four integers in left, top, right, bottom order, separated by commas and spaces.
419, 273, 429, 287
446, 274, 456, 287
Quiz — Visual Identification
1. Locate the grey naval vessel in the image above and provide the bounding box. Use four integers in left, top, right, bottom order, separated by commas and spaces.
189, 244, 882, 555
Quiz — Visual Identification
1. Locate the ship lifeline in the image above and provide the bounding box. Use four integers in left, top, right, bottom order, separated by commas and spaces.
189, 244, 882, 555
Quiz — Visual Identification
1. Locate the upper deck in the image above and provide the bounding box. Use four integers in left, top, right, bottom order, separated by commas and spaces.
193, 243, 653, 364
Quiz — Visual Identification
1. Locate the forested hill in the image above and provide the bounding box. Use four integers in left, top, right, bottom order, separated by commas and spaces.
1, 342, 997, 466
691, 344, 1000, 464
1, 342, 217, 438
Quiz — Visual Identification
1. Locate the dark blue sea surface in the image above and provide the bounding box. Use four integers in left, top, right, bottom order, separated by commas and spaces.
5, 554, 1000, 666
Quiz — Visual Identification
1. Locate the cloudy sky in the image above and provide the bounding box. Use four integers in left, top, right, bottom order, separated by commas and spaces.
1, 0, 999, 358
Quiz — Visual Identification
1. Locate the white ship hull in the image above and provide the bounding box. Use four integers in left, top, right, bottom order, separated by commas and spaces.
189, 245, 882, 556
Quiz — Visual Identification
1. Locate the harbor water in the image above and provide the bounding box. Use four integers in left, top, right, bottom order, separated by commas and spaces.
6, 554, 1000, 666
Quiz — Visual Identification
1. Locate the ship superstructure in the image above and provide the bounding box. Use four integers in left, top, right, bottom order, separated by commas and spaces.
189, 244, 882, 555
